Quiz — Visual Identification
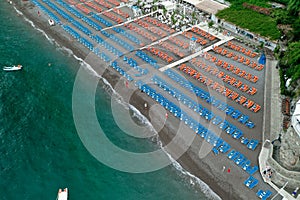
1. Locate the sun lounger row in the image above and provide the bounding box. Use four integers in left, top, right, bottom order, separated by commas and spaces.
91, 34, 123, 57
110, 61, 134, 81
101, 30, 134, 51
244, 176, 259, 189
158, 41, 185, 58
103, 11, 123, 24
226, 41, 258, 58
212, 46, 263, 71
147, 47, 174, 63
241, 136, 259, 150
152, 76, 247, 137
71, 20, 92, 36
31, 0, 61, 24
113, 27, 142, 46
81, 15, 103, 31
135, 81, 231, 154
123, 56, 148, 75
178, 64, 261, 112
135, 50, 159, 69
59, 0, 103, 31
168, 36, 189, 49
227, 149, 259, 175
46, 0, 93, 36
84, 1, 103, 13
143, 17, 175, 34
107, 0, 121, 6
190, 59, 257, 95
136, 20, 167, 38
43, 0, 73, 21
206, 52, 259, 83
62, 25, 94, 50
92, 14, 113, 27
112, 8, 129, 19
95, 0, 112, 9
124, 23, 157, 42
183, 32, 207, 46
256, 189, 272, 200
56, 0, 84, 19
94, 49, 112, 63
75, 3, 91, 14
164, 69, 256, 127
191, 27, 216, 41
67, 0, 76, 5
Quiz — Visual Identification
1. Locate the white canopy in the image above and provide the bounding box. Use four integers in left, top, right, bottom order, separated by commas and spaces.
291, 99, 300, 138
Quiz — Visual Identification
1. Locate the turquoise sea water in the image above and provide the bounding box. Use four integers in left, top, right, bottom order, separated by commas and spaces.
0, 2, 212, 200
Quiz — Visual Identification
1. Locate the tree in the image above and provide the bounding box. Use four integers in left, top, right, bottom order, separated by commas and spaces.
208, 21, 214, 32
287, 0, 300, 16
281, 41, 300, 83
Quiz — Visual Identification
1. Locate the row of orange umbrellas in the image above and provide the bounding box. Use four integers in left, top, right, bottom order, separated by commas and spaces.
136, 20, 167, 38
226, 41, 258, 58
183, 31, 207, 46
169, 36, 189, 49
191, 27, 216, 41
67, 0, 76, 5
147, 47, 174, 63
75, 3, 91, 14
143, 17, 176, 34
107, 0, 120, 6
204, 52, 259, 83
95, 0, 112, 9
112, 8, 129, 19
103, 11, 123, 24
178, 64, 261, 112
125, 23, 157, 41
159, 41, 185, 58
191, 57, 257, 95
84, 1, 103, 13
213, 46, 264, 71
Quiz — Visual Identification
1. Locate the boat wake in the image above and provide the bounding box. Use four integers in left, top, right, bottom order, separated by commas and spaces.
14, 6, 221, 200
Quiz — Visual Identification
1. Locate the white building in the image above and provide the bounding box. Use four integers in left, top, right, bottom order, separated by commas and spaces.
160, 1, 176, 12
291, 99, 300, 138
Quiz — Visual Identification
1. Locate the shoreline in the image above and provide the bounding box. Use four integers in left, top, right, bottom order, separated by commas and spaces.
13, 1, 250, 199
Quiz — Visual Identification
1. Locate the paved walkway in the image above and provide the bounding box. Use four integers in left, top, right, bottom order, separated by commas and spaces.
260, 57, 300, 199
259, 141, 300, 200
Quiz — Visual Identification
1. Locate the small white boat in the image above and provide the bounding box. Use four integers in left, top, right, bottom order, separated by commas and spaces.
56, 188, 68, 200
3, 64, 22, 71
48, 19, 55, 26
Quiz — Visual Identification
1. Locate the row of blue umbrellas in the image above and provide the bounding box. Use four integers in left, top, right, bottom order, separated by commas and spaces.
152, 75, 245, 140
92, 14, 113, 27
136, 50, 159, 69
111, 61, 134, 81
135, 80, 231, 154
31, 0, 61, 24
123, 56, 148, 75
164, 69, 253, 128
113, 27, 141, 46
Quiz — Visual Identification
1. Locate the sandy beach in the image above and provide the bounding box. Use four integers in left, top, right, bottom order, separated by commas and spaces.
12, 1, 280, 199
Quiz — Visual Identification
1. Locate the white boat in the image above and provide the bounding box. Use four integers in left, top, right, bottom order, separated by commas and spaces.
48, 19, 55, 26
3, 64, 22, 71
56, 188, 68, 200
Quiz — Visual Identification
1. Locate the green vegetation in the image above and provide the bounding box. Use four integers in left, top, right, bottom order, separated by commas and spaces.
217, 0, 300, 96
216, 7, 281, 40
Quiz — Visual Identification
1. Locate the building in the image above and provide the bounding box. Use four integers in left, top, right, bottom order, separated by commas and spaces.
291, 99, 300, 138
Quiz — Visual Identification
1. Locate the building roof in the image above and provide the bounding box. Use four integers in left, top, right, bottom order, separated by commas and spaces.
291, 99, 300, 138
194, 0, 228, 15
